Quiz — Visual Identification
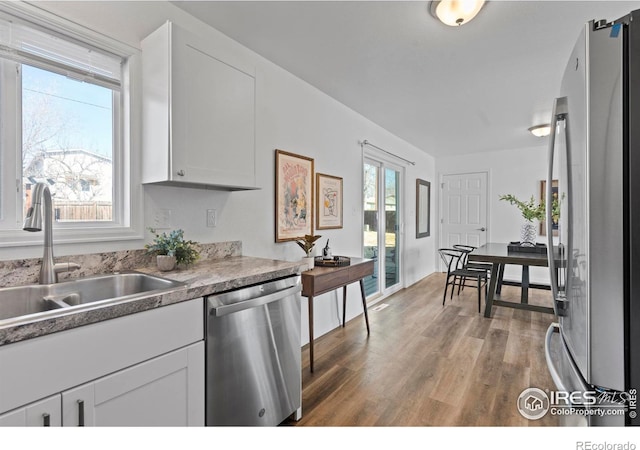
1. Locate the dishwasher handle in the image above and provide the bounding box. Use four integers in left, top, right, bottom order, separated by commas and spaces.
210, 283, 301, 317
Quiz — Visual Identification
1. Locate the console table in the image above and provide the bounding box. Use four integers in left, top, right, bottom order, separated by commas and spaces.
301, 258, 374, 372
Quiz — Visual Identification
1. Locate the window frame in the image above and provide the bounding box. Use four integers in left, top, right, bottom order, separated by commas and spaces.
0, 3, 143, 248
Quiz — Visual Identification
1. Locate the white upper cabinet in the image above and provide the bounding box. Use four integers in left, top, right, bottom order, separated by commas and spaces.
142, 21, 258, 190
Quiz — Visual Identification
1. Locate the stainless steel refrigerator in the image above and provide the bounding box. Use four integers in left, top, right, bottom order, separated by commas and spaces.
544, 10, 640, 426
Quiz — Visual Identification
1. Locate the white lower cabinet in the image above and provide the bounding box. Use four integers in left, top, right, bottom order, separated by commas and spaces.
0, 298, 205, 426
62, 342, 204, 426
0, 342, 204, 427
0, 395, 61, 427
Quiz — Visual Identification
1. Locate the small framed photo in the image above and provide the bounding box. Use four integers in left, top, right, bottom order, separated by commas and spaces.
316, 173, 343, 230
275, 150, 314, 242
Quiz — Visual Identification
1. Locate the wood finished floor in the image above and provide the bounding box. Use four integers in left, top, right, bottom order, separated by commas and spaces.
287, 272, 559, 426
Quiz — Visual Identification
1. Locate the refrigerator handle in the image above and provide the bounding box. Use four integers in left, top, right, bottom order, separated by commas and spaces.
546, 96, 568, 316
544, 323, 567, 392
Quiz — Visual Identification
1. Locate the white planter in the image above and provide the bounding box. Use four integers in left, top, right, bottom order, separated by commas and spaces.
520, 222, 537, 246
302, 256, 315, 271
157, 255, 177, 271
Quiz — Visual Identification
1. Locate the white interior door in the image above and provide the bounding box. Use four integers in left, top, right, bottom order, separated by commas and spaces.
440, 172, 488, 252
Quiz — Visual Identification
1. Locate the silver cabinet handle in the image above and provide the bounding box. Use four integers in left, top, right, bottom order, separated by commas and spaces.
78, 400, 85, 427
176, 170, 185, 177
42, 413, 50, 427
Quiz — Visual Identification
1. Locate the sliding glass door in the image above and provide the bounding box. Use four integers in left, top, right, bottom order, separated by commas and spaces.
363, 158, 402, 299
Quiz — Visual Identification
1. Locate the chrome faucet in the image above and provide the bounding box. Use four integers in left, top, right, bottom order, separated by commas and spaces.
23, 182, 80, 284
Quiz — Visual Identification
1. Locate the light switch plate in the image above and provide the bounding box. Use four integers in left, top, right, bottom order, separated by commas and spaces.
207, 209, 217, 227
153, 209, 172, 229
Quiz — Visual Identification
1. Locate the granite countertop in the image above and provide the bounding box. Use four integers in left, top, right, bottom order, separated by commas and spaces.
0, 255, 305, 346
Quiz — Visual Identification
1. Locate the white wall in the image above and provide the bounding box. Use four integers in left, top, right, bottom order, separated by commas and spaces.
6, 1, 437, 343
436, 144, 552, 283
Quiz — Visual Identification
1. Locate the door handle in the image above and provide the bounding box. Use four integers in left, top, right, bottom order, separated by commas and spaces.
476, 227, 486, 232
546, 96, 568, 317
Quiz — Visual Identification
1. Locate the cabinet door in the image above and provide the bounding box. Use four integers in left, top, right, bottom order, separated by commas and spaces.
62, 342, 204, 426
0, 395, 61, 427
171, 26, 256, 188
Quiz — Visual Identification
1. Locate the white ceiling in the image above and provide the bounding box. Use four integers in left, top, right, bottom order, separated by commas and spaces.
173, 1, 640, 157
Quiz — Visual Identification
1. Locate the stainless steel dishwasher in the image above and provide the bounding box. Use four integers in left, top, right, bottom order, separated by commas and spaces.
205, 275, 302, 426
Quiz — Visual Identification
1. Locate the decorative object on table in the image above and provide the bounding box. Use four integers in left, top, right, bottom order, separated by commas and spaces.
416, 178, 431, 238
275, 149, 315, 242
313, 256, 351, 267
322, 239, 332, 260
539, 179, 560, 236
316, 173, 343, 230
145, 228, 200, 271
507, 241, 548, 255
295, 234, 322, 270
499, 194, 546, 246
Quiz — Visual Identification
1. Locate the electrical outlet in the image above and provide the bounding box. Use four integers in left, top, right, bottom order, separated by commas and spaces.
153, 209, 172, 229
206, 209, 217, 228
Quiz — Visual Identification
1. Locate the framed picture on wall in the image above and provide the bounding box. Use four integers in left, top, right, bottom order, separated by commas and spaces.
540, 179, 559, 236
316, 173, 343, 230
275, 149, 314, 242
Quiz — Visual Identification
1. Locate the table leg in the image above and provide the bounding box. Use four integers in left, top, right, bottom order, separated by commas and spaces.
342, 285, 347, 327
496, 264, 505, 296
359, 279, 370, 335
483, 263, 500, 318
308, 295, 314, 373
521, 265, 530, 304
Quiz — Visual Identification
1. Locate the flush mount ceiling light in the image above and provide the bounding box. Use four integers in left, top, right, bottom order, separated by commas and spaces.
528, 124, 551, 137
430, 0, 486, 26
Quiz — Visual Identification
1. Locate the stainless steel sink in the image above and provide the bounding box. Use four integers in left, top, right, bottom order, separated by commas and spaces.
0, 272, 186, 324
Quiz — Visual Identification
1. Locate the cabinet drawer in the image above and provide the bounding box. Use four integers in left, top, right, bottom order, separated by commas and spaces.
306, 271, 350, 296
348, 260, 374, 281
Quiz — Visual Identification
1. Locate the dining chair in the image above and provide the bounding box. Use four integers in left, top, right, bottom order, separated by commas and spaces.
452, 244, 492, 295
438, 248, 488, 313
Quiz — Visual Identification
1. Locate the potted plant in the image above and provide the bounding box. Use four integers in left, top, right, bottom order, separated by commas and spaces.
499, 194, 558, 246
295, 234, 322, 270
145, 228, 200, 271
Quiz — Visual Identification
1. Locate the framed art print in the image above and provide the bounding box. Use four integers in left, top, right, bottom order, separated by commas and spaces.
316, 173, 343, 230
275, 149, 314, 242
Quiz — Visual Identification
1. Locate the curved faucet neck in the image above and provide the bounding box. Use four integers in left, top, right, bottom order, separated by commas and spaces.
24, 183, 56, 284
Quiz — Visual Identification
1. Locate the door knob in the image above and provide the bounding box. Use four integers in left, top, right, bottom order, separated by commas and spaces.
476, 227, 486, 232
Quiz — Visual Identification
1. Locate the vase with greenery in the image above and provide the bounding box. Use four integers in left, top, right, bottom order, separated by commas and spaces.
296, 234, 322, 269
499, 194, 552, 246
145, 228, 200, 271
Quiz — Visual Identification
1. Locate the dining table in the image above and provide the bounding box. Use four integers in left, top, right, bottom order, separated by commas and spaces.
468, 242, 558, 318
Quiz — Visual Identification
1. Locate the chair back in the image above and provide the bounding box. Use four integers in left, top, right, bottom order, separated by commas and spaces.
453, 244, 476, 267
438, 248, 465, 274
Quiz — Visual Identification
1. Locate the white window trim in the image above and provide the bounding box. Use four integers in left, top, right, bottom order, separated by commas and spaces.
0, 2, 143, 248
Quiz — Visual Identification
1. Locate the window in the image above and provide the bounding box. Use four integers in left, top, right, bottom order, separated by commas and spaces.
21, 65, 116, 222
0, 7, 138, 245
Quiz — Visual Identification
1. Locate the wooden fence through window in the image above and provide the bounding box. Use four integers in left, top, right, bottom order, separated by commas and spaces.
53, 201, 113, 222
